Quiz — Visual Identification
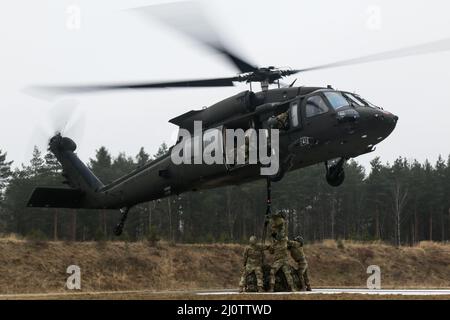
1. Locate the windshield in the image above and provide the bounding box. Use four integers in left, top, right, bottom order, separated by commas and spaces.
360, 97, 380, 109
344, 93, 365, 107
324, 92, 350, 110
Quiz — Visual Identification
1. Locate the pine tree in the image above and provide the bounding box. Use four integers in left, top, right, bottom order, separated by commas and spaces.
434, 156, 446, 240
29, 147, 45, 177
89, 147, 112, 183
0, 149, 13, 200
136, 147, 151, 167
136, 147, 152, 167
154, 142, 168, 159
112, 152, 136, 178
44, 151, 61, 176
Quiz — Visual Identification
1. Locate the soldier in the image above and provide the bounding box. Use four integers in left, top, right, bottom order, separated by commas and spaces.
239, 235, 266, 293
268, 112, 289, 130
275, 111, 289, 130
268, 236, 297, 292
269, 211, 287, 241
288, 236, 311, 291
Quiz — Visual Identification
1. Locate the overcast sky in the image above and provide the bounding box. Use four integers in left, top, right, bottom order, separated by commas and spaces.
1, 0, 450, 172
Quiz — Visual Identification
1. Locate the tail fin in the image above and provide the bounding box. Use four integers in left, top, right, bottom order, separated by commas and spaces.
27, 134, 103, 208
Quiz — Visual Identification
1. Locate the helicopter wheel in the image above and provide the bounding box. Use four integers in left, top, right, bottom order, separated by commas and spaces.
326, 169, 345, 187
325, 159, 346, 187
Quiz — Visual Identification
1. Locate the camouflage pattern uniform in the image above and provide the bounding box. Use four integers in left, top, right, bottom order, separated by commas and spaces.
288, 237, 311, 291
275, 112, 289, 129
239, 236, 266, 292
269, 211, 287, 241
267, 112, 289, 130
268, 237, 297, 292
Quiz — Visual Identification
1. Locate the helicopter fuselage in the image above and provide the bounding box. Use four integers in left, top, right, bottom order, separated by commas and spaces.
81, 86, 397, 209
27, 86, 398, 211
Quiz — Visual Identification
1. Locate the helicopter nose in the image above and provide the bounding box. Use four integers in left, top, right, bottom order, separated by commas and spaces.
371, 109, 398, 138
355, 107, 398, 144
393, 114, 399, 122
376, 110, 398, 126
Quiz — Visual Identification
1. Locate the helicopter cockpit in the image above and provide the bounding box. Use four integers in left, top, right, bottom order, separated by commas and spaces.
315, 90, 381, 111
266, 88, 398, 155
294, 89, 386, 126
323, 91, 351, 110
269, 89, 371, 131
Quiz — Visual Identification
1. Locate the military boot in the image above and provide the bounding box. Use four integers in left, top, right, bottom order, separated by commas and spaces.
239, 286, 244, 293
298, 278, 306, 291
290, 284, 299, 292
257, 286, 264, 293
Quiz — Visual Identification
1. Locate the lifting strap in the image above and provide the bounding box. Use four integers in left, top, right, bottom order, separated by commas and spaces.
114, 207, 130, 236
262, 177, 272, 244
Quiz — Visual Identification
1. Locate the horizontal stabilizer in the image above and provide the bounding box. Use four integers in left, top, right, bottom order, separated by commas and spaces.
27, 187, 84, 209
169, 109, 204, 132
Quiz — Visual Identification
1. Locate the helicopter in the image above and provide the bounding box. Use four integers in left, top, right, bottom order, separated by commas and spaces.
27, 2, 450, 236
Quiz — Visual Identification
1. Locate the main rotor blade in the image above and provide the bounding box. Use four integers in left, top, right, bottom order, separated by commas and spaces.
34, 77, 237, 95
133, 1, 258, 73
295, 37, 450, 73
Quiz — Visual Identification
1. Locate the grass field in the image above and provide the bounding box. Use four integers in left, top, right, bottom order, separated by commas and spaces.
0, 237, 448, 297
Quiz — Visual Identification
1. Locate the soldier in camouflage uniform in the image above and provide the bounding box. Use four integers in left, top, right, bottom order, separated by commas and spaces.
268, 112, 289, 130
275, 112, 289, 130
239, 235, 266, 293
269, 211, 287, 241
288, 236, 311, 291
267, 111, 289, 130
268, 236, 297, 292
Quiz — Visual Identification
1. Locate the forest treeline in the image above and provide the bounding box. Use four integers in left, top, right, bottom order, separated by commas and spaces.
0, 144, 449, 245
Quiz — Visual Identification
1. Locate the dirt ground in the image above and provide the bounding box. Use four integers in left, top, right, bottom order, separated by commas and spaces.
1, 290, 449, 300
0, 237, 449, 295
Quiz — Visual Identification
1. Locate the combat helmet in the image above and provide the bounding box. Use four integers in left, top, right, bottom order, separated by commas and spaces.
294, 235, 304, 246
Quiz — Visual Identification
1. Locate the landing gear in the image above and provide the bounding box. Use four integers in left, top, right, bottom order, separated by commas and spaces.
325, 158, 346, 187
114, 207, 130, 236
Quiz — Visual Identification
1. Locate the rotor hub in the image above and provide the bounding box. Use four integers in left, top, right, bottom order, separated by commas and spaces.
49, 133, 77, 153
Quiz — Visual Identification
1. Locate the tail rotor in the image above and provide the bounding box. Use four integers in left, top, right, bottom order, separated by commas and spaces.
26, 99, 86, 157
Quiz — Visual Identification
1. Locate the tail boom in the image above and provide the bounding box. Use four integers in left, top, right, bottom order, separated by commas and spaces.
27, 134, 104, 209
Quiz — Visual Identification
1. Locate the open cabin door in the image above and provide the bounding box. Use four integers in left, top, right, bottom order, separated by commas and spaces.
202, 126, 226, 167
222, 125, 258, 171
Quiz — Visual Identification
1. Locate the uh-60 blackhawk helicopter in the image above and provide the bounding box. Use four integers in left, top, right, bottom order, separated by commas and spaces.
26, 2, 450, 236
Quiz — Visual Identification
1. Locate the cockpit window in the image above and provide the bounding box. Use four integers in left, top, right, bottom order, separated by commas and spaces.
324, 92, 350, 110
305, 95, 329, 118
344, 93, 365, 107
361, 98, 380, 109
